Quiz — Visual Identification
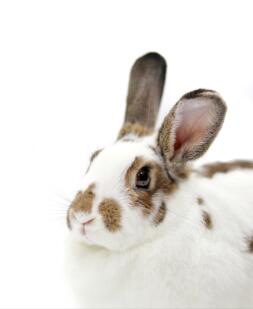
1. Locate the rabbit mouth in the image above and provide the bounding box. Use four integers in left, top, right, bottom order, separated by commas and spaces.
80, 218, 96, 233
79, 224, 95, 243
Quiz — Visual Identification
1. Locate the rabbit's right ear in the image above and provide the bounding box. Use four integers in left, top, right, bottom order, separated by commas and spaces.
157, 89, 227, 178
118, 52, 166, 139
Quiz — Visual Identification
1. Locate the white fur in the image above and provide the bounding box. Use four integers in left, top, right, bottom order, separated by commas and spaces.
65, 137, 253, 308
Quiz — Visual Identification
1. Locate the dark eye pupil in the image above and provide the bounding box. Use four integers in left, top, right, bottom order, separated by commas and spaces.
136, 166, 150, 189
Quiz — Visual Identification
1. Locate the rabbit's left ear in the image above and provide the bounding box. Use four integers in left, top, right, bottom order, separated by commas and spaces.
118, 52, 166, 139
157, 89, 227, 168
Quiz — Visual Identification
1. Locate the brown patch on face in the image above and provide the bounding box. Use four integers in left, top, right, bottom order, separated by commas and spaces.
197, 197, 205, 206
202, 210, 213, 229
99, 199, 121, 232
154, 202, 167, 225
70, 184, 95, 214
118, 122, 152, 139
200, 160, 253, 178
125, 156, 176, 217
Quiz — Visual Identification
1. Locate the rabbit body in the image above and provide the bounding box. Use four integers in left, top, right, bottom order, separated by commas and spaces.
66, 53, 253, 308
66, 167, 253, 308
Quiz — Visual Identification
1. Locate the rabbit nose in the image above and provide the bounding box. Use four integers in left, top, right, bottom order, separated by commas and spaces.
82, 218, 95, 225
74, 212, 95, 225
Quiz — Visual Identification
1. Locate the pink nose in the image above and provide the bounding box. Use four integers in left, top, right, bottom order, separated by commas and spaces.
82, 218, 95, 225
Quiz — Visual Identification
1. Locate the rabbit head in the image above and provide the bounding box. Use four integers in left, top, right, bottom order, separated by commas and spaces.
67, 53, 227, 251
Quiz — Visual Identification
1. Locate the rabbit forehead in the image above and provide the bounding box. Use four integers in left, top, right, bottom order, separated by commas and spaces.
83, 141, 159, 191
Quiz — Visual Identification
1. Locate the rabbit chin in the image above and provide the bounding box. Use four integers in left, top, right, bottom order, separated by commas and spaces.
69, 217, 158, 252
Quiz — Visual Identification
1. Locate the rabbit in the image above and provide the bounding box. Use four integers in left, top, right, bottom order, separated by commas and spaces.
65, 52, 253, 308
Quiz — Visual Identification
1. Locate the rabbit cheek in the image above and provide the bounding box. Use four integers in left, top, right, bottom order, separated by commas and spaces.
128, 190, 154, 217
125, 156, 176, 220
99, 199, 121, 232
153, 202, 167, 225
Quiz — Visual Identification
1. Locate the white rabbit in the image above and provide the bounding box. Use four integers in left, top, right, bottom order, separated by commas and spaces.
65, 52, 253, 308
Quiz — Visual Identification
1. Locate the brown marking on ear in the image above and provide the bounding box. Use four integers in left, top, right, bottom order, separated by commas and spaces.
182, 89, 217, 100
197, 197, 205, 206
202, 210, 213, 229
118, 122, 152, 139
154, 202, 167, 225
70, 184, 95, 214
247, 236, 253, 253
125, 156, 176, 217
200, 160, 253, 178
99, 199, 121, 232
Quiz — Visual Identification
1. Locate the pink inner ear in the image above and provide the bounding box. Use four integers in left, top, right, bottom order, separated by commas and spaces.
174, 98, 214, 154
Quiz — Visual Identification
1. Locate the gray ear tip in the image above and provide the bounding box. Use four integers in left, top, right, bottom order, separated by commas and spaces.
182, 89, 217, 100
142, 51, 166, 62
182, 88, 227, 108
137, 52, 167, 68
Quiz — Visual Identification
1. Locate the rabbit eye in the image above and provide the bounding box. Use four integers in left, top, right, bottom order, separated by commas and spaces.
136, 166, 150, 189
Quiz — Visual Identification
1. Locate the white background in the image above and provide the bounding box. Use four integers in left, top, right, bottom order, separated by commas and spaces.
0, 1, 253, 308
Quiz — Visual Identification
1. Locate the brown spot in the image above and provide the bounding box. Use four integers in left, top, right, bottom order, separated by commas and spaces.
99, 199, 121, 232
202, 210, 213, 229
247, 236, 253, 253
200, 160, 253, 178
153, 202, 167, 225
197, 197, 205, 205
125, 156, 176, 217
118, 122, 152, 139
70, 184, 95, 214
